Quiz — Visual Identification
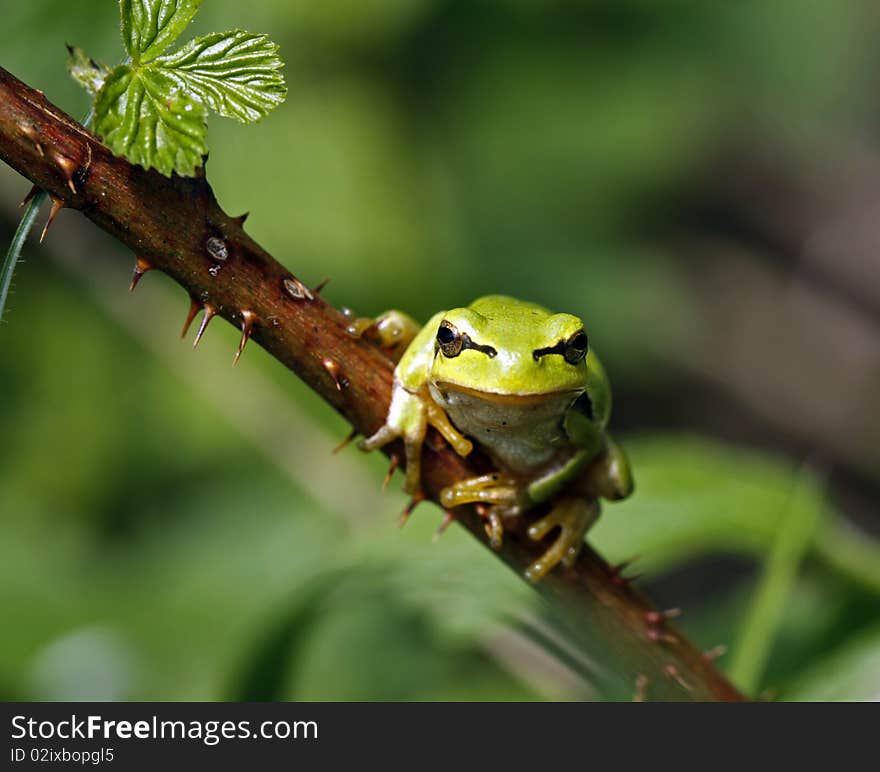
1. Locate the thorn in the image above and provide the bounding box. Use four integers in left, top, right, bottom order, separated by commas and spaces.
181, 297, 202, 338
232, 212, 249, 227
129, 256, 152, 293
611, 555, 640, 576
233, 310, 256, 366
609, 556, 642, 586
664, 664, 691, 692
39, 195, 64, 243
703, 644, 728, 662
633, 673, 649, 703
644, 608, 682, 626
646, 627, 677, 645
432, 511, 455, 543
382, 455, 400, 490
18, 122, 44, 156
313, 277, 330, 295
52, 151, 78, 195
332, 428, 359, 454
192, 305, 216, 349
283, 277, 314, 301
612, 569, 643, 588
321, 357, 349, 391
398, 493, 426, 528
19, 185, 39, 208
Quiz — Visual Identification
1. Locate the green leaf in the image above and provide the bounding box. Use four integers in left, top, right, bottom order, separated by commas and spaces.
75, 4, 286, 176
153, 31, 287, 123
119, 0, 202, 63
66, 46, 110, 96
94, 64, 207, 177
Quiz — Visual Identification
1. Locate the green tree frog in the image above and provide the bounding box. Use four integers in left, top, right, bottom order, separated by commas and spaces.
356, 295, 633, 582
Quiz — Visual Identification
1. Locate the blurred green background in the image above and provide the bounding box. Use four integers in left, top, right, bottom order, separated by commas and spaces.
2, 0, 880, 701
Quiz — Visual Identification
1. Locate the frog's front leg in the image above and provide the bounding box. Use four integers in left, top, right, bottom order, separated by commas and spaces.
358, 310, 473, 493
359, 384, 473, 494
525, 497, 599, 583
359, 382, 429, 493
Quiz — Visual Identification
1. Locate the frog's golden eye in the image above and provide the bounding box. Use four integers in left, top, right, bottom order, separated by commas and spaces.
437, 320, 463, 357
564, 331, 589, 364
533, 330, 588, 364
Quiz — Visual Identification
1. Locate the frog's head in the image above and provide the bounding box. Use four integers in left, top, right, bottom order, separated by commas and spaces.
429, 295, 594, 399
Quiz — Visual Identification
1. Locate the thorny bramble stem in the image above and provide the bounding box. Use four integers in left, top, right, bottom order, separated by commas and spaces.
0, 67, 743, 701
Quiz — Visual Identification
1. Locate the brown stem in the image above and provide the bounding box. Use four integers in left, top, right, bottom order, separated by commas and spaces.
0, 66, 743, 701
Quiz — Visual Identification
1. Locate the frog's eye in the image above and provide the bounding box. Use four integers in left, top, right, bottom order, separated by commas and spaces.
564, 331, 589, 364
533, 330, 589, 364
437, 321, 463, 357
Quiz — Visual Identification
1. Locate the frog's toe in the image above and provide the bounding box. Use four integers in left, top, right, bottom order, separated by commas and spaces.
358, 424, 398, 452
438, 473, 520, 510
485, 508, 505, 550
401, 449, 423, 495
525, 498, 599, 582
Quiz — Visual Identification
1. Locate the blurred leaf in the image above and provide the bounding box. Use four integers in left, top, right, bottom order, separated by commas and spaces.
591, 435, 880, 599
786, 623, 880, 701
590, 436, 827, 570
229, 569, 350, 701
729, 467, 825, 695
0, 191, 43, 325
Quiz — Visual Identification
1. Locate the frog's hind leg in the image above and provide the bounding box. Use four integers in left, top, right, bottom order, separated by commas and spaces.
347, 310, 422, 363
525, 498, 599, 583
583, 434, 634, 501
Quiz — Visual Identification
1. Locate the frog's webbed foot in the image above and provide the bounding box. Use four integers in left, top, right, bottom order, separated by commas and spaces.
524, 498, 599, 583
439, 473, 523, 549
439, 473, 521, 511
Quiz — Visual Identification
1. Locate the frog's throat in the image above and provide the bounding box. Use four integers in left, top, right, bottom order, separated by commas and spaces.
431, 381, 584, 406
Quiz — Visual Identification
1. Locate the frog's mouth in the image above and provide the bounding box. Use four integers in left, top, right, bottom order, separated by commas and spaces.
432, 381, 584, 407
430, 383, 593, 470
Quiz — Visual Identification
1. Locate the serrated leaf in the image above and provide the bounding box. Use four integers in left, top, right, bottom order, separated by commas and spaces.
94, 64, 207, 177
120, 0, 202, 63
66, 46, 110, 96
154, 31, 287, 123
